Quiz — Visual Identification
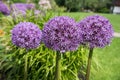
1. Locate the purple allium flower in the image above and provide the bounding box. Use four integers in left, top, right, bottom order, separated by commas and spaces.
42, 16, 80, 53
77, 15, 114, 48
10, 3, 27, 11
10, 3, 35, 18
27, 3, 35, 10
11, 22, 42, 49
12, 10, 26, 19
34, 10, 43, 17
10, 3, 27, 18
0, 1, 10, 15
34, 10, 41, 15
10, 3, 35, 11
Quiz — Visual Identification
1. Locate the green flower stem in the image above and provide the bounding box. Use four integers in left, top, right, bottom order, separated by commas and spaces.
85, 48, 93, 80
55, 51, 61, 80
24, 54, 28, 80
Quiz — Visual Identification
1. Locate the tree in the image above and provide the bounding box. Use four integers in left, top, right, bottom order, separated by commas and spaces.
54, 0, 65, 7
11, 0, 26, 3
65, 0, 82, 12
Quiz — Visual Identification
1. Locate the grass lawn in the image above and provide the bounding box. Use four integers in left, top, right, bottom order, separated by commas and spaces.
91, 38, 120, 80
61, 12, 120, 80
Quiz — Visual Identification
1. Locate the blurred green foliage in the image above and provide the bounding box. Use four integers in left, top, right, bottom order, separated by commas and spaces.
55, 0, 113, 13
2, 0, 113, 13
65, 0, 82, 12
11, 0, 26, 3
55, 0, 82, 12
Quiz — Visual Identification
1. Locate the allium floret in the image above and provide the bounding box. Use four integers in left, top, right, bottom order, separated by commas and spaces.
0, 1, 10, 15
10, 3, 35, 18
27, 3, 35, 10
42, 16, 80, 52
77, 15, 114, 48
11, 22, 42, 49
34, 10, 41, 15
10, 3, 35, 11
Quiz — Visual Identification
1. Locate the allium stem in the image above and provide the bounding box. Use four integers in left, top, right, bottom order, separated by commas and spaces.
85, 48, 93, 80
24, 54, 28, 80
55, 51, 61, 80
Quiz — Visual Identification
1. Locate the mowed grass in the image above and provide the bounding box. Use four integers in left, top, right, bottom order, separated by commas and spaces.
91, 38, 120, 80
61, 12, 120, 80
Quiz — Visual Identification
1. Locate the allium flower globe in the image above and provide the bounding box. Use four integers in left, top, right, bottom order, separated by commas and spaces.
12, 22, 42, 49
10, 3, 35, 11
10, 3, 35, 18
77, 15, 113, 48
27, 3, 35, 10
42, 16, 80, 52
10, 3, 27, 11
34, 10, 41, 15
0, 1, 10, 15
